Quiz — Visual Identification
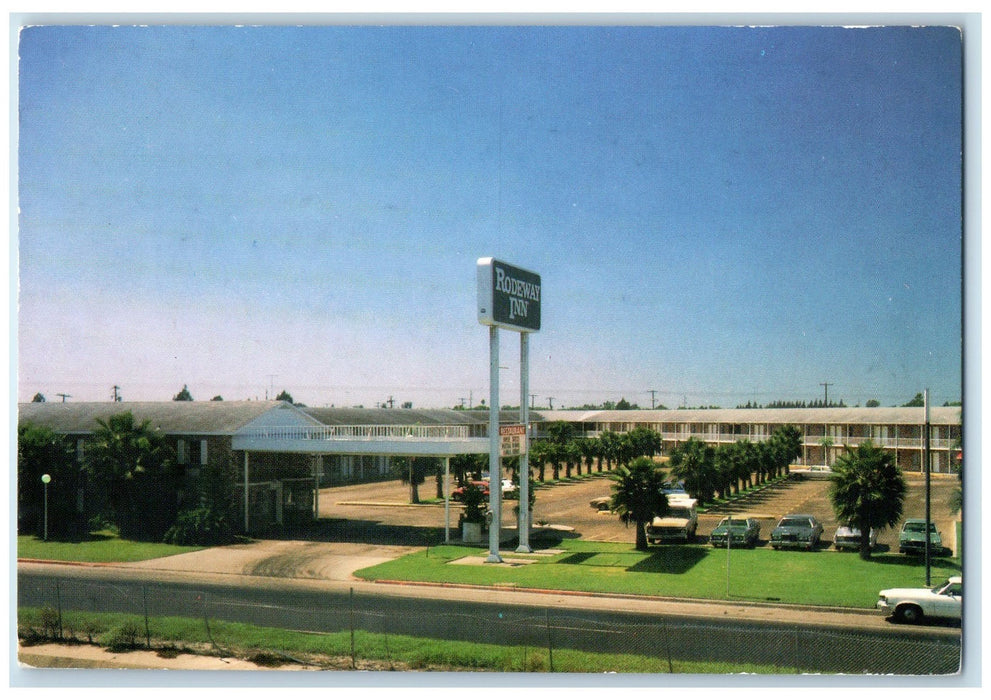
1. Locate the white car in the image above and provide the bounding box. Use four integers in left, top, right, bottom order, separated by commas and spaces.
877, 576, 962, 624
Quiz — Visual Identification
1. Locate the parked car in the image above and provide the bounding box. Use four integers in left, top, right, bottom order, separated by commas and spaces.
646, 496, 698, 544
877, 576, 962, 624
833, 524, 878, 552
898, 519, 943, 555
770, 514, 823, 550
662, 480, 688, 495
709, 517, 761, 548
590, 496, 611, 511
500, 479, 516, 497
451, 480, 489, 501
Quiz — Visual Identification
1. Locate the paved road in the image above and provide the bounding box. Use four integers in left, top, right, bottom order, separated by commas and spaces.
16, 563, 962, 675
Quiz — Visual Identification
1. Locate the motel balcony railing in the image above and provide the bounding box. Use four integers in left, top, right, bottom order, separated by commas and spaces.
236, 424, 475, 442
583, 430, 954, 451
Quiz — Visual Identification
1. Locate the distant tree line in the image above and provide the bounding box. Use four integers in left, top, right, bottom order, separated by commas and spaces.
737, 399, 848, 409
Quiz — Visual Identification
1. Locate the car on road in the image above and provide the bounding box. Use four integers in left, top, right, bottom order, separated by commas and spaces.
646, 496, 698, 544
770, 514, 823, 550
709, 517, 761, 548
877, 576, 962, 624
898, 519, 943, 555
833, 524, 878, 552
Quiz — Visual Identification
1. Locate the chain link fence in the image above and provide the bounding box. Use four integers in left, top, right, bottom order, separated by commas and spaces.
17, 575, 961, 675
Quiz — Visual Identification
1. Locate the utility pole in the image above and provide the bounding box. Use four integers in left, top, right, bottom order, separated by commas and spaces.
547, 397, 554, 410
112, 385, 122, 402
647, 389, 658, 409
56, 393, 71, 403
530, 394, 538, 410
820, 382, 833, 406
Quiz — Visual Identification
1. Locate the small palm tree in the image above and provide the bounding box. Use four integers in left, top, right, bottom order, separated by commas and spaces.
829, 442, 907, 560
668, 438, 716, 507
609, 457, 668, 551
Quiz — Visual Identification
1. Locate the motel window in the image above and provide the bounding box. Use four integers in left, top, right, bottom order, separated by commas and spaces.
177, 439, 188, 465
200, 440, 208, 466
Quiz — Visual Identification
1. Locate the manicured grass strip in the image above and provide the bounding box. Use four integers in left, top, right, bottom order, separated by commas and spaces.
17, 607, 787, 674
17, 532, 204, 563
358, 540, 961, 609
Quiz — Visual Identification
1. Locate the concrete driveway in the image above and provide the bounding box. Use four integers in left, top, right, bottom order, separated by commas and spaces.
124, 540, 419, 581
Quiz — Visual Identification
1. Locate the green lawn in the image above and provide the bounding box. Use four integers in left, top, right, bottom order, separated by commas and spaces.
358, 539, 961, 609
17, 531, 204, 563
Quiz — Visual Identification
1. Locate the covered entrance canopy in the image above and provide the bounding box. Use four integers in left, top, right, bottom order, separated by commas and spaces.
232, 405, 490, 537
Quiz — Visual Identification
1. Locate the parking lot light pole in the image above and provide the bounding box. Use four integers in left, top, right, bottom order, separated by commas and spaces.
725, 515, 731, 599
41, 474, 51, 541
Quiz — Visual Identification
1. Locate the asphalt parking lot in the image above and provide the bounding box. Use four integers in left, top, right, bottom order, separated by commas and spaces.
317, 469, 960, 553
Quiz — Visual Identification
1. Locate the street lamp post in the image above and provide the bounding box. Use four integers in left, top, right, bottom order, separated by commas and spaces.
41, 474, 51, 541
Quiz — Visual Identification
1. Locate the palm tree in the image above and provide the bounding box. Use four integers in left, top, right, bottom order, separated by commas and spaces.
396, 456, 436, 504
575, 437, 599, 474
598, 431, 621, 471
829, 442, 907, 560
734, 439, 759, 491
564, 441, 581, 478
529, 440, 550, 482
713, 443, 738, 499
85, 411, 178, 540
767, 425, 803, 476
667, 438, 716, 507
609, 457, 668, 551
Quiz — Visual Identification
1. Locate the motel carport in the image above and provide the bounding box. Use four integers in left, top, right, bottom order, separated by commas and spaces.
232, 414, 490, 538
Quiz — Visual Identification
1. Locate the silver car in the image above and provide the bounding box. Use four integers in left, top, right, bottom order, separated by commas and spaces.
770, 514, 824, 550
833, 525, 878, 551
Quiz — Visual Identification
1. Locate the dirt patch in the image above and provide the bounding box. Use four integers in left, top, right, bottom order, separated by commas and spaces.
17, 642, 318, 671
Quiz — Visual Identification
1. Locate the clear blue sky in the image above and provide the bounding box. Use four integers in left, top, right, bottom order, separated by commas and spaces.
16, 24, 963, 409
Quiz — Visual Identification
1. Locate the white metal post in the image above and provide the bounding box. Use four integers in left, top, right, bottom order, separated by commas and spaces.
517, 332, 532, 553
444, 456, 451, 544
924, 388, 932, 586
487, 325, 503, 562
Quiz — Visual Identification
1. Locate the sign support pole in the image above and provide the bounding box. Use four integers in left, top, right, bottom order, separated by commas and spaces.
487, 325, 503, 563
924, 388, 932, 586
517, 332, 532, 552
444, 456, 451, 544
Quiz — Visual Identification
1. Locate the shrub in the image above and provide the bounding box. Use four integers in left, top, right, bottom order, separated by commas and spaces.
104, 620, 142, 652
163, 507, 237, 546
39, 605, 61, 640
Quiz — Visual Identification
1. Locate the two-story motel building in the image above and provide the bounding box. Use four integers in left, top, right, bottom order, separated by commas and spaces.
18, 401, 961, 532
